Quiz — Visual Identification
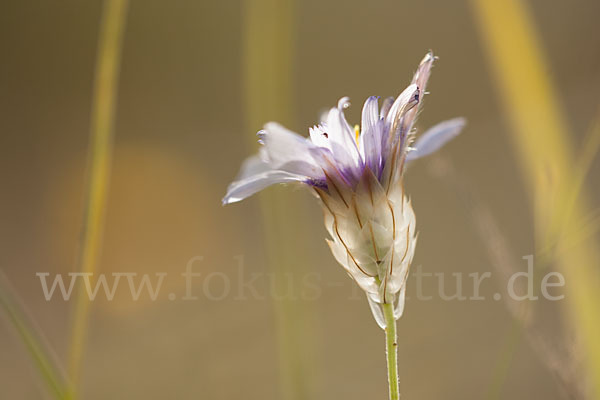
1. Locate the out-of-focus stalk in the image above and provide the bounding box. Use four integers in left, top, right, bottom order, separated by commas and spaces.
67, 0, 129, 398
469, 0, 600, 396
428, 155, 584, 398
242, 1, 316, 399
0, 272, 67, 399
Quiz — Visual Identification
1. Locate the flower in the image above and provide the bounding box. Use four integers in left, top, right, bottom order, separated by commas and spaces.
223, 52, 465, 328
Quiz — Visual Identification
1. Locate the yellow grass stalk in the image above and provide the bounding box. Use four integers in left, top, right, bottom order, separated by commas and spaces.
469, 0, 600, 396
242, 0, 316, 399
66, 1, 129, 398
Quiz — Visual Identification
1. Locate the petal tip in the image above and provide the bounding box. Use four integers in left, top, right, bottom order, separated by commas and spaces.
337, 96, 351, 110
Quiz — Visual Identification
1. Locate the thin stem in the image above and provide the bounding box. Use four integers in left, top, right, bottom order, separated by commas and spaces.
67, 0, 129, 398
242, 1, 317, 399
470, 0, 600, 396
0, 273, 67, 399
383, 302, 399, 400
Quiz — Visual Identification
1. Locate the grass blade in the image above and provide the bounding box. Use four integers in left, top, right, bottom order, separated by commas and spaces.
469, 0, 600, 396
66, 0, 129, 397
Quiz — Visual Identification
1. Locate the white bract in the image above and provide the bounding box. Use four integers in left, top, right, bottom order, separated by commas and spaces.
223, 52, 465, 328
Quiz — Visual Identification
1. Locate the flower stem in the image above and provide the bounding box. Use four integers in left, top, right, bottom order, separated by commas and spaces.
383, 302, 399, 400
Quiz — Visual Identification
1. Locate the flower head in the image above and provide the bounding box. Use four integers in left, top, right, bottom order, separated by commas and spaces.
223, 52, 465, 327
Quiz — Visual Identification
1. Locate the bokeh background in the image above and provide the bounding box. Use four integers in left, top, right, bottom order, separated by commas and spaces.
1, 0, 599, 399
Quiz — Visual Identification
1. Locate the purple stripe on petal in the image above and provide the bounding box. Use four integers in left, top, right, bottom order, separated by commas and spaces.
306, 178, 328, 190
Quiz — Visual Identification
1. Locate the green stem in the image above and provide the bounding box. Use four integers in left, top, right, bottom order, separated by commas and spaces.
383, 303, 399, 400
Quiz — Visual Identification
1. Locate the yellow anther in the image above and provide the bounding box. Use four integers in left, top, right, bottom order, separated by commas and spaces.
354, 125, 360, 146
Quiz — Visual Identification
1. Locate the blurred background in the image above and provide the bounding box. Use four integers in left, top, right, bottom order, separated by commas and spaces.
1, 0, 599, 399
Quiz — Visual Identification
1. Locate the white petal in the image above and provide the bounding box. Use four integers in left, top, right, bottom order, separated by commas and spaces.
234, 155, 271, 181
406, 117, 466, 161
309, 123, 331, 150
367, 295, 387, 329
399, 52, 436, 136
359, 96, 380, 161
385, 84, 419, 127
326, 99, 361, 166
385, 83, 419, 144
380, 96, 395, 119
260, 122, 322, 177
361, 96, 380, 139
411, 51, 435, 93
222, 170, 305, 204
393, 286, 407, 319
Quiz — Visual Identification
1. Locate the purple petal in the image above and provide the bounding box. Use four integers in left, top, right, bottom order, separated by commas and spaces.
406, 117, 466, 161
361, 119, 386, 178
361, 96, 380, 140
